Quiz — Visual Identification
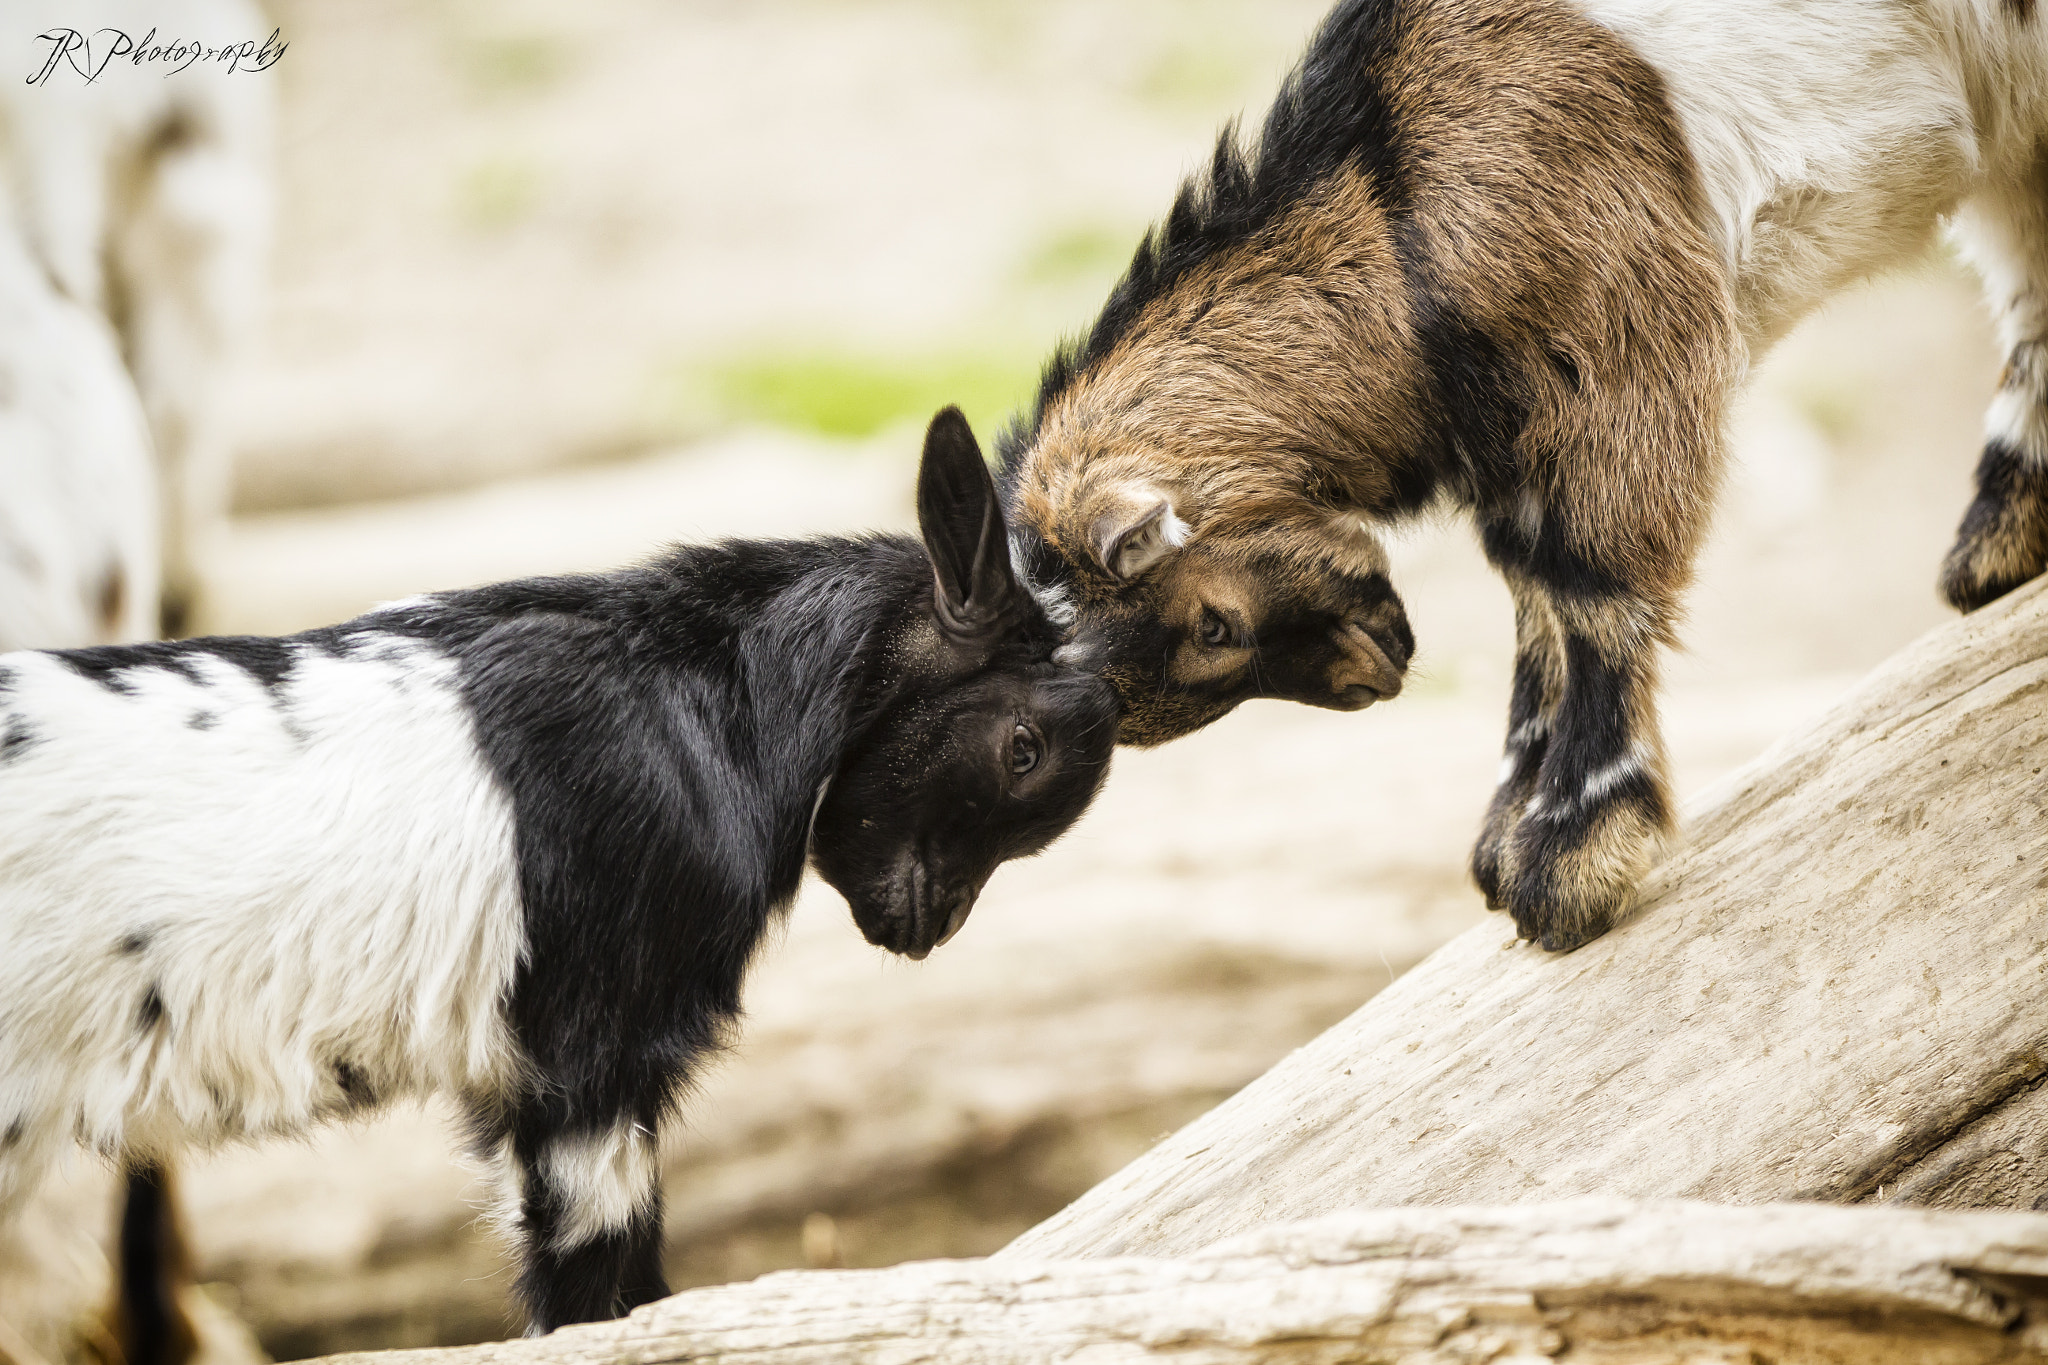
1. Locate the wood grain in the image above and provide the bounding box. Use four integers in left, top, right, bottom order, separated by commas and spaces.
1008, 579, 2048, 1260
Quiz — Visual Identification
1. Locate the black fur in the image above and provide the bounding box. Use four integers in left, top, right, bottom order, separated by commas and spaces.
1406, 250, 1532, 513
423, 412, 1112, 1327
55, 633, 336, 697
1478, 507, 1631, 602
1943, 436, 2048, 611
0, 714, 35, 763
1505, 637, 1668, 950
114, 1162, 195, 1365
332, 1060, 377, 1109
1472, 628, 1554, 908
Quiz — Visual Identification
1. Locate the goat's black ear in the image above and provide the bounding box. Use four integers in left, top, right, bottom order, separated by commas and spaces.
917, 406, 1021, 641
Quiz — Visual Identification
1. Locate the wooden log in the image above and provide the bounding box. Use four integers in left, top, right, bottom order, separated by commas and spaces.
1004, 577, 2048, 1262
306, 1200, 2048, 1365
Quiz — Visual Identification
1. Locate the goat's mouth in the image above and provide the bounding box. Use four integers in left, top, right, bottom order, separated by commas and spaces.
859, 863, 981, 960
1331, 683, 1386, 710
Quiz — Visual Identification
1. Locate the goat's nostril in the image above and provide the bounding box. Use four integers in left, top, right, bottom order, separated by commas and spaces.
934, 892, 975, 949
1355, 609, 1412, 673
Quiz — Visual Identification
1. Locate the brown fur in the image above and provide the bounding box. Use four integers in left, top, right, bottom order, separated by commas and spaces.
1013, 0, 1732, 623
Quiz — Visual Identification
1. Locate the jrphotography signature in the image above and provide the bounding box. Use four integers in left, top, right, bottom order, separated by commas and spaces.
27, 26, 287, 85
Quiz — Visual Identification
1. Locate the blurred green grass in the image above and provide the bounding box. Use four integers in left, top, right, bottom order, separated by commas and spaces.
648, 219, 1152, 449
458, 31, 574, 100
455, 156, 542, 233
1135, 39, 1262, 111
654, 347, 1048, 445
1019, 223, 1138, 287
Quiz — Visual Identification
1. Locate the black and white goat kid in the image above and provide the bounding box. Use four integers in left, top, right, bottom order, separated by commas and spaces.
0, 409, 1116, 1332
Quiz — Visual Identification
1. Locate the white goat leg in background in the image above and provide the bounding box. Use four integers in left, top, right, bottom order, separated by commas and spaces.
1, 0, 274, 635
0, 212, 158, 651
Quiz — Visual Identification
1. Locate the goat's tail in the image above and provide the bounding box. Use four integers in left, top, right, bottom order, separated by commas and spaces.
104, 1162, 199, 1365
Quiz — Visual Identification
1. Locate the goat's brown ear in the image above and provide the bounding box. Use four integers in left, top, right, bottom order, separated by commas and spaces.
917, 406, 1021, 640
1090, 489, 1189, 581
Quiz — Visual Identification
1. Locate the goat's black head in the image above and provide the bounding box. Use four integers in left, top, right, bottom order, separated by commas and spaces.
809, 408, 1117, 960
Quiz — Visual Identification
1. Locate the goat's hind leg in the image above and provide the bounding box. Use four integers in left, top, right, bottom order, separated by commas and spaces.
496, 1107, 669, 1332
1945, 166, 2048, 611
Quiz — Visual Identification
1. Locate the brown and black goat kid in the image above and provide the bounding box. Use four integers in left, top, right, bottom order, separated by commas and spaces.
990, 0, 2048, 951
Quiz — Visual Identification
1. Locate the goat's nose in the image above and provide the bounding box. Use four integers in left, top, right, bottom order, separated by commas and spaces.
1334, 620, 1404, 700
1359, 600, 1413, 666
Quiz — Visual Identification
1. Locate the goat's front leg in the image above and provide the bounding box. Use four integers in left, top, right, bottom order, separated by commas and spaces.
505, 1110, 669, 1333
1472, 573, 1565, 908
1478, 516, 1677, 951
1945, 169, 2048, 612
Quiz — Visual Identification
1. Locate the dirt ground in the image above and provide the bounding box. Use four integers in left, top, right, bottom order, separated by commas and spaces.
36, 0, 2017, 1352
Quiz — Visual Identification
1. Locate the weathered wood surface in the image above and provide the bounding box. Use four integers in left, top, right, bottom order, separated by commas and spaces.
311, 1200, 2048, 1364
1006, 578, 2048, 1262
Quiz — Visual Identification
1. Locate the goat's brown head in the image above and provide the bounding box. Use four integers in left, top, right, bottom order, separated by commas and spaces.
996, 434, 1414, 747
972, 98, 1432, 746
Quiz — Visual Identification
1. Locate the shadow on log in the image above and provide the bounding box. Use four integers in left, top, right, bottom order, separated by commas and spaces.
308, 1200, 2048, 1364
1007, 578, 2048, 1261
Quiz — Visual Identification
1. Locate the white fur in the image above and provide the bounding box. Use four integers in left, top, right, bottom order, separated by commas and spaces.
0, 211, 159, 650
1986, 380, 2048, 459
1523, 745, 1654, 820
1573, 0, 2048, 364
1115, 502, 1191, 579
1579, 745, 1651, 806
1012, 531, 1079, 629
538, 1121, 662, 1250
2, 0, 274, 614
0, 640, 526, 1216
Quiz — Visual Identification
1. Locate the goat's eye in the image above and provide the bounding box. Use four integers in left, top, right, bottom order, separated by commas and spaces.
1200, 610, 1232, 647
1010, 724, 1040, 776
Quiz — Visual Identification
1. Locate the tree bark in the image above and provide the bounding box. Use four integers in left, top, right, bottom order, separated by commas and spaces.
1006, 578, 2048, 1262
305, 1200, 2048, 1365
